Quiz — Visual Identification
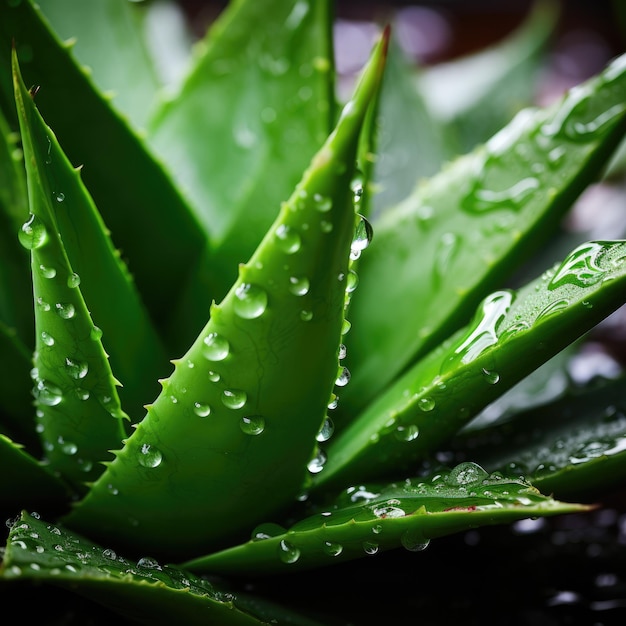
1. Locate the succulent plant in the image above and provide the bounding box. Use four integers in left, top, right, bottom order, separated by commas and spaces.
1, 0, 626, 623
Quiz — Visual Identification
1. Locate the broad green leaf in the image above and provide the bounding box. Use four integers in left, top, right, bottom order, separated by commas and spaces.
0, 512, 326, 626
453, 372, 626, 500
12, 45, 170, 422
0, 436, 69, 508
341, 53, 626, 419
147, 0, 335, 306
183, 462, 587, 575
0, 0, 206, 349
418, 0, 558, 154
316, 240, 626, 490
13, 51, 129, 489
61, 30, 389, 558
0, 321, 35, 447
0, 105, 32, 347
37, 0, 161, 130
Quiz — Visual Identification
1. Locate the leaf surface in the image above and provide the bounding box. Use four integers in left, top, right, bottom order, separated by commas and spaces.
183, 462, 588, 575
317, 240, 626, 489
61, 29, 389, 558
341, 52, 626, 419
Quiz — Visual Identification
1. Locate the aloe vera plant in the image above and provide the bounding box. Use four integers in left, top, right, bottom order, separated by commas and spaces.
1, 0, 626, 623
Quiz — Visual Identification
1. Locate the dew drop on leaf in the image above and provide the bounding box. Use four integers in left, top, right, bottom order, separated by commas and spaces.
222, 389, 247, 410
39, 264, 56, 278
240, 415, 265, 435
18, 214, 47, 250
40, 331, 54, 346
335, 366, 350, 387
350, 213, 373, 260
33, 379, 63, 406
288, 276, 309, 296
137, 444, 163, 469
307, 448, 327, 474
278, 539, 300, 564
234, 283, 268, 319
447, 462, 489, 486
202, 333, 230, 361
193, 402, 211, 418
275, 224, 301, 254
323, 541, 343, 557
67, 272, 81, 288
137, 556, 162, 570
300, 310, 313, 321
418, 396, 435, 411
65, 358, 88, 380
395, 424, 419, 442
400, 529, 430, 552
316, 417, 334, 442
55, 302, 75, 319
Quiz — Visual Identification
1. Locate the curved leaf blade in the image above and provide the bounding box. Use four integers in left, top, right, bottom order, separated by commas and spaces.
341, 52, 626, 419
183, 462, 588, 575
61, 30, 389, 558
317, 240, 626, 490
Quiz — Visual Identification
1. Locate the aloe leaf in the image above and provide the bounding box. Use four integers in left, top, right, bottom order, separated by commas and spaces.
13, 50, 170, 423
0, 512, 326, 626
341, 52, 626, 418
454, 372, 626, 500
316, 240, 626, 490
0, 437, 69, 507
419, 0, 558, 154
61, 30, 389, 558
13, 51, 131, 489
147, 0, 335, 303
0, 0, 206, 346
183, 462, 587, 575
0, 321, 36, 447
37, 0, 161, 130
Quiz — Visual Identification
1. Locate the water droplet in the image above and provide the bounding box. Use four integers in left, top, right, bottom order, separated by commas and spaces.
55, 302, 75, 319
341, 319, 351, 335
208, 370, 221, 382
350, 214, 373, 260
33, 379, 63, 406
252, 522, 286, 541
548, 241, 623, 291
275, 224, 301, 254
300, 310, 313, 321
482, 368, 500, 384
321, 540, 343, 557
288, 276, 309, 296
138, 444, 163, 468
447, 462, 489, 487
316, 417, 334, 442
335, 366, 350, 387
75, 388, 89, 401
102, 548, 117, 560
307, 448, 326, 474
55, 192, 65, 202
338, 344, 347, 360
40, 331, 54, 346
234, 283, 268, 319
363, 541, 379, 555
193, 402, 211, 418
278, 539, 300, 564
537, 299, 569, 320
36, 297, 50, 312
60, 440, 77, 455
90, 326, 103, 341
39, 264, 56, 278
137, 556, 162, 570
65, 358, 88, 380
67, 273, 80, 288
320, 220, 332, 233
202, 333, 230, 361
312, 193, 332, 212
240, 415, 265, 435
222, 389, 247, 410
465, 177, 539, 213
395, 424, 419, 442
418, 396, 435, 412
345, 269, 359, 294
401, 530, 430, 552
18, 214, 47, 249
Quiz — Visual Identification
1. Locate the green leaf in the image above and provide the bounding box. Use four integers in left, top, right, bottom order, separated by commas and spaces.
36, 0, 161, 129
60, 29, 389, 558
0, 512, 326, 626
453, 372, 626, 500
316, 240, 626, 490
13, 50, 130, 489
183, 462, 588, 575
341, 52, 626, 419
0, 0, 206, 349
11, 46, 170, 422
147, 0, 336, 313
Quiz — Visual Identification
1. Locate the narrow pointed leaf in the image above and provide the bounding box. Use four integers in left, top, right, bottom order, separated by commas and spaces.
0, 0, 206, 346
454, 372, 626, 499
37, 0, 161, 129
317, 240, 626, 490
61, 30, 389, 558
13, 51, 129, 489
12, 49, 170, 422
147, 0, 335, 302
0, 437, 69, 507
0, 512, 326, 626
341, 53, 626, 418
183, 462, 588, 575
